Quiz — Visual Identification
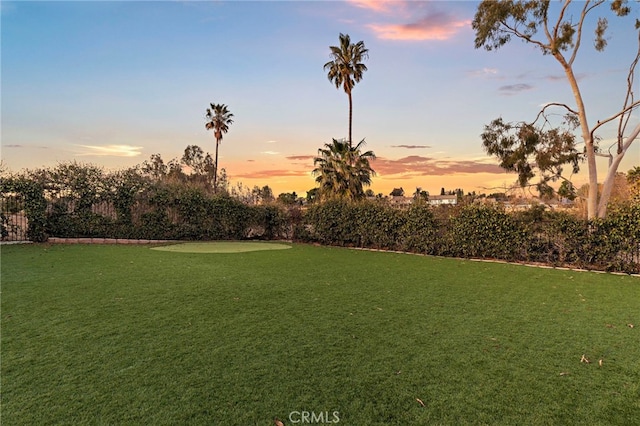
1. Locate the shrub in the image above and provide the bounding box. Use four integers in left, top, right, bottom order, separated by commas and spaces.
0, 176, 47, 242
304, 199, 360, 246
251, 204, 289, 240
398, 203, 440, 254
448, 204, 526, 260
353, 201, 402, 249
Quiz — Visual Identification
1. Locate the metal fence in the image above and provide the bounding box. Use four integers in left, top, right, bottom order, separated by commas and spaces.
0, 195, 28, 241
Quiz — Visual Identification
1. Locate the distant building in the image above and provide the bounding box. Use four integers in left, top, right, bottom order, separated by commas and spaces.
478, 197, 576, 211
428, 195, 457, 205
386, 194, 458, 207
388, 196, 413, 207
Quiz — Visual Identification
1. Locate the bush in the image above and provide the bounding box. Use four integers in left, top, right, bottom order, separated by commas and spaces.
303, 200, 360, 246
353, 202, 403, 249
250, 204, 289, 240
0, 177, 47, 242
447, 204, 526, 260
398, 203, 440, 254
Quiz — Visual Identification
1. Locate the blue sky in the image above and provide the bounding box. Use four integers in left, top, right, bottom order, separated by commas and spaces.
2, 0, 638, 196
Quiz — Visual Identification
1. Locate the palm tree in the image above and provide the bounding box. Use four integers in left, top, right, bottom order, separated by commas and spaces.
324, 33, 369, 148
312, 138, 376, 201
205, 103, 234, 191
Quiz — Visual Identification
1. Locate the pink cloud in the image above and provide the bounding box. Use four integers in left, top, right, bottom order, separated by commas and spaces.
368, 12, 471, 41
391, 144, 431, 149
234, 169, 310, 179
347, 0, 398, 13
286, 155, 315, 161
372, 156, 502, 176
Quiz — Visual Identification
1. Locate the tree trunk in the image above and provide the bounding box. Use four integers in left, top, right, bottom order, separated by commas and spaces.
213, 138, 220, 192
597, 123, 640, 218
348, 89, 353, 149
555, 52, 598, 219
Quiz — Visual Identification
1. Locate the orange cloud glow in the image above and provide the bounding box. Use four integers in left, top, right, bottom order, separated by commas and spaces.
234, 169, 310, 179
286, 155, 315, 161
223, 154, 511, 197
372, 155, 502, 176
75, 144, 143, 157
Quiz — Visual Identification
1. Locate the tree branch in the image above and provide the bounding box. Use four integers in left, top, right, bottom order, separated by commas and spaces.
531, 102, 579, 126
543, 0, 558, 46
568, 0, 588, 65
568, 0, 605, 65
590, 101, 640, 139
551, 0, 572, 45
621, 123, 640, 154
617, 29, 640, 151
500, 20, 550, 52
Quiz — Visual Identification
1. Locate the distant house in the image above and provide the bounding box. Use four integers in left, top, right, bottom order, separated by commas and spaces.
428, 195, 457, 206
386, 194, 457, 208
388, 196, 413, 207
389, 188, 405, 197
478, 197, 576, 211
503, 198, 575, 212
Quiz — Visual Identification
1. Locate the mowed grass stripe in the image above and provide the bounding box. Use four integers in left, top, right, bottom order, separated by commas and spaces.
1, 244, 639, 425
151, 241, 292, 253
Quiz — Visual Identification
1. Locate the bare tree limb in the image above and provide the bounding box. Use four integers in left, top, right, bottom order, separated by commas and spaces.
568, 0, 589, 65
500, 20, 549, 52
531, 102, 579, 126
551, 0, 572, 46
590, 101, 640, 140
617, 29, 640, 152
569, 0, 605, 65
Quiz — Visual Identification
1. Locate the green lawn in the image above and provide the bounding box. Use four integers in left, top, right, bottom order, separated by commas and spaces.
1, 243, 639, 425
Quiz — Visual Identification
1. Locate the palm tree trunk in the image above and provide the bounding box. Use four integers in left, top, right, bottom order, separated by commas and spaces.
213, 138, 220, 191
348, 90, 353, 149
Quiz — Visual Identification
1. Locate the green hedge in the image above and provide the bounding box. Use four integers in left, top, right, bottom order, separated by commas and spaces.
448, 204, 527, 260
398, 203, 441, 254
3, 171, 638, 273
45, 188, 293, 241
296, 200, 639, 274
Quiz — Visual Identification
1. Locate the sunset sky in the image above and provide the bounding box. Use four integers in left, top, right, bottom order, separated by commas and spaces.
2, 0, 639, 197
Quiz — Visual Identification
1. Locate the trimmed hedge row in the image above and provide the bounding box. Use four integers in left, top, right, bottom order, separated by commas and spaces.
45, 191, 292, 241
2, 174, 638, 273
296, 200, 640, 274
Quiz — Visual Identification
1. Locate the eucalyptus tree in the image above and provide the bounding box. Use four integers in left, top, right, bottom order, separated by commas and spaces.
324, 33, 369, 147
628, 166, 640, 202
205, 103, 234, 191
141, 154, 169, 181
312, 138, 376, 201
181, 145, 216, 189
473, 0, 640, 218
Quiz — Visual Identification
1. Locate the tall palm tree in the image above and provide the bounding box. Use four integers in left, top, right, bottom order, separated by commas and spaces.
312, 138, 376, 201
324, 33, 369, 148
205, 103, 234, 191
